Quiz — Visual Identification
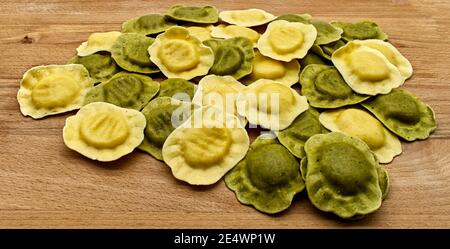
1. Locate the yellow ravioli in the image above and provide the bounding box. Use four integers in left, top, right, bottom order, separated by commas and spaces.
185, 25, 213, 42
257, 20, 317, 62
236, 79, 309, 130
193, 75, 246, 118
148, 26, 214, 80
332, 41, 404, 95
162, 106, 249, 185
211, 24, 260, 47
353, 39, 413, 79
17, 64, 94, 119
319, 108, 402, 163
219, 9, 276, 27
63, 102, 146, 162
242, 51, 300, 86
76, 31, 121, 57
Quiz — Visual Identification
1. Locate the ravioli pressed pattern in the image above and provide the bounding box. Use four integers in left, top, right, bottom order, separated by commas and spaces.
304, 132, 383, 218
111, 33, 160, 74
148, 26, 214, 80
17, 64, 94, 119
63, 102, 146, 161
203, 37, 254, 80
319, 108, 402, 163
257, 20, 317, 62
139, 97, 194, 160
83, 72, 159, 110
225, 135, 305, 214
68, 53, 121, 83
299, 64, 369, 108
361, 88, 437, 141
162, 106, 249, 185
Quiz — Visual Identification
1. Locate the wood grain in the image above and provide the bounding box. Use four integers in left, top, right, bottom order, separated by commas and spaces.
1, 0, 450, 228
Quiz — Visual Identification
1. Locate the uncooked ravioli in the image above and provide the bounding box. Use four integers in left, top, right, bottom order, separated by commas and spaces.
361, 88, 437, 141
68, 53, 121, 83
83, 72, 159, 110
63, 102, 146, 162
304, 132, 383, 219
257, 20, 317, 62
225, 135, 304, 214
162, 106, 249, 185
17, 64, 94, 119
148, 26, 214, 80
203, 37, 254, 80
332, 41, 404, 95
111, 33, 160, 74
299, 64, 369, 108
236, 79, 309, 130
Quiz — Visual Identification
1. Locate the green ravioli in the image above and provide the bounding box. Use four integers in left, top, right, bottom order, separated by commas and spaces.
83, 72, 159, 110
225, 135, 304, 214
361, 88, 437, 141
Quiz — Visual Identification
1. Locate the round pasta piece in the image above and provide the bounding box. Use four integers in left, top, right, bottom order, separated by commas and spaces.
236, 79, 309, 130
166, 5, 219, 24
353, 39, 413, 79
63, 102, 146, 162
121, 14, 175, 35
203, 37, 254, 80
332, 41, 404, 95
111, 33, 160, 74
277, 108, 328, 158
76, 31, 121, 57
162, 106, 249, 185
68, 53, 121, 83
257, 20, 317, 62
192, 75, 246, 125
158, 78, 196, 100
219, 9, 276, 27
319, 108, 402, 163
304, 132, 383, 219
361, 88, 437, 141
242, 51, 300, 86
148, 26, 214, 80
225, 135, 304, 214
83, 72, 159, 110
17, 64, 94, 119
185, 25, 213, 42
139, 97, 194, 160
299, 64, 369, 108
211, 24, 260, 47
330, 20, 388, 41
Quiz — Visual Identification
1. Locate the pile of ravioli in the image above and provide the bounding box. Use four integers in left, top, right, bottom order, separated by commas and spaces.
17, 6, 437, 219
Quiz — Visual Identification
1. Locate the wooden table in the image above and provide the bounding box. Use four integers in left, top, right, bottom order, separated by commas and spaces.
0, 0, 449, 228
